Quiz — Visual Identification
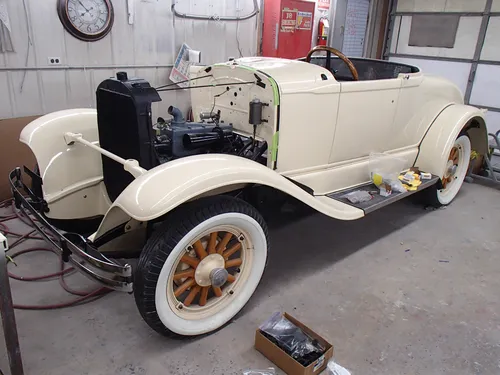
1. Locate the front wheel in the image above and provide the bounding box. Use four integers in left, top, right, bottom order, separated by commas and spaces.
422, 134, 471, 207
134, 196, 269, 337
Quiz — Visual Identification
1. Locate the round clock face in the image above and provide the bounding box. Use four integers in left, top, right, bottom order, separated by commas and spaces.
57, 0, 114, 41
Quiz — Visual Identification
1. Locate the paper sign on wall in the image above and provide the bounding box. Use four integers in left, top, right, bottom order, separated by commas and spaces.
296, 11, 313, 30
281, 8, 297, 32
169, 43, 201, 88
318, 0, 330, 10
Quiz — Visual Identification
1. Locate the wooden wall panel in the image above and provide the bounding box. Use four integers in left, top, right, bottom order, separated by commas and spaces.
9, 71, 43, 116
4, 0, 36, 68
67, 70, 93, 108
28, 0, 66, 67
41, 71, 69, 113
1, 0, 258, 118
0, 72, 13, 118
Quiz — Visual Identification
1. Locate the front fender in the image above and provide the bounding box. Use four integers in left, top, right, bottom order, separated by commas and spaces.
94, 155, 364, 238
19, 109, 108, 220
415, 104, 487, 178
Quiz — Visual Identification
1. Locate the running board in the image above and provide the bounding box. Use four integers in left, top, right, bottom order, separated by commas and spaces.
326, 175, 439, 214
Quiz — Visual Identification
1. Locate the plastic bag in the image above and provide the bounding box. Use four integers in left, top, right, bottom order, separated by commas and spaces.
326, 360, 351, 375
259, 312, 324, 365
389, 179, 406, 193
242, 368, 275, 375
369, 153, 407, 194
369, 152, 406, 181
377, 178, 406, 196
341, 190, 372, 204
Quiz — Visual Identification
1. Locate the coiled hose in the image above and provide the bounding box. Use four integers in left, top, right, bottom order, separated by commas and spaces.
0, 199, 111, 310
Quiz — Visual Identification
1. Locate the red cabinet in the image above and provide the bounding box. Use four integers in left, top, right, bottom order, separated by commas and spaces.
262, 0, 316, 59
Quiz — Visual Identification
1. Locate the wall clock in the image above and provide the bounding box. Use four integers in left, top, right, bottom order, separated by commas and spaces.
57, 0, 114, 42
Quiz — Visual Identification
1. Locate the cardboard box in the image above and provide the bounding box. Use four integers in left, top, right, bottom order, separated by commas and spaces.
255, 313, 334, 375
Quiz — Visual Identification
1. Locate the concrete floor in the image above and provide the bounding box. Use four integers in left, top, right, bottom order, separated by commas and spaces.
1, 181, 500, 375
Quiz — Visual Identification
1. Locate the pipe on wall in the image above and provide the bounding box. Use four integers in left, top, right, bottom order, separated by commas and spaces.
171, 0, 259, 21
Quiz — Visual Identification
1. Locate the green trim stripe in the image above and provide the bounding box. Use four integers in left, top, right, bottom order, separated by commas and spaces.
271, 131, 279, 162
267, 76, 280, 106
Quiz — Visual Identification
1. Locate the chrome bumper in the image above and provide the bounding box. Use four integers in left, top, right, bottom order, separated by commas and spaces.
9, 167, 133, 292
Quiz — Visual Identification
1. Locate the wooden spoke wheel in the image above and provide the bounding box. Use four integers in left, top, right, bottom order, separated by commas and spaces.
427, 134, 471, 206
168, 227, 249, 311
441, 146, 460, 189
420, 134, 471, 208
134, 196, 269, 337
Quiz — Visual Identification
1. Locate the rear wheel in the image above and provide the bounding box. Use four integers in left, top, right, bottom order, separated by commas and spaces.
422, 135, 471, 207
134, 196, 269, 337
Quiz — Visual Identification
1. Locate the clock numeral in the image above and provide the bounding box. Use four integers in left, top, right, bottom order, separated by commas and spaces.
87, 25, 93, 32
70, 16, 76, 22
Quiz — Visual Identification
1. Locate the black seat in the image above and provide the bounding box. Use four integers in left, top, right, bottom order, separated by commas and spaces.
96, 72, 161, 202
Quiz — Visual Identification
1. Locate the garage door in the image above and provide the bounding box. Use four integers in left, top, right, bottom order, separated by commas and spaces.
385, 0, 500, 134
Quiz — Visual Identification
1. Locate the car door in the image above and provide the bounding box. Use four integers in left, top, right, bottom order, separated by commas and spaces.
329, 78, 402, 163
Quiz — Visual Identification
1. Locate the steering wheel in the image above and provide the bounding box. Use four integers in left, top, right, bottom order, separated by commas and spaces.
306, 45, 359, 81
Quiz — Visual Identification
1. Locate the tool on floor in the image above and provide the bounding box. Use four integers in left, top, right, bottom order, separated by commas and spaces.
0, 232, 25, 375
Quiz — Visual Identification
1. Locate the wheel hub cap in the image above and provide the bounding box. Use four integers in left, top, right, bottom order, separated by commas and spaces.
210, 268, 229, 288
194, 254, 226, 287
442, 146, 460, 189
446, 161, 457, 177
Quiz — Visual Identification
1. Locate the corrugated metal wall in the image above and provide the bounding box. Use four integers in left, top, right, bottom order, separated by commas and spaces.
0, 0, 260, 119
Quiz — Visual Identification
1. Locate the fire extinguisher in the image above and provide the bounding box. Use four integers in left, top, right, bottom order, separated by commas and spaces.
317, 17, 329, 46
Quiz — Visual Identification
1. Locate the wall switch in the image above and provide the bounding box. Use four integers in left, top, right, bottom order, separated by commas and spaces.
48, 57, 62, 65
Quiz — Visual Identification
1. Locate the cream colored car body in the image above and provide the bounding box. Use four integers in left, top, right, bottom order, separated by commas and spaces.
20, 57, 488, 244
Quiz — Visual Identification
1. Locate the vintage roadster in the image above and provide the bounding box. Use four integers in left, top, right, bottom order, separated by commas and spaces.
10, 46, 488, 337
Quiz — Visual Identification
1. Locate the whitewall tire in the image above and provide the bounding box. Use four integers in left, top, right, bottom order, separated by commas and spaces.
134, 196, 269, 337
423, 134, 471, 207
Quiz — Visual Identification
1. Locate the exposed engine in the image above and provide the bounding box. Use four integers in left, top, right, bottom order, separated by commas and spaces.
153, 105, 267, 164
95, 71, 269, 195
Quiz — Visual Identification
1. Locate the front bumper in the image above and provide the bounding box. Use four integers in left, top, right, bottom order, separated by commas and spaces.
9, 167, 133, 292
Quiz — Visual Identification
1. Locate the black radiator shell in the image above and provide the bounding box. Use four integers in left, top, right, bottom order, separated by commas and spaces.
96, 72, 161, 202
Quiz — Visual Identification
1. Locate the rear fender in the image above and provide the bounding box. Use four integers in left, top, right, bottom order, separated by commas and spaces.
415, 104, 488, 178
93, 154, 364, 239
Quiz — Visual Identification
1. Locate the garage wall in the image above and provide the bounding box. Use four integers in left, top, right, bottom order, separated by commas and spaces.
0, 0, 259, 120
0, 0, 259, 200
385, 0, 500, 134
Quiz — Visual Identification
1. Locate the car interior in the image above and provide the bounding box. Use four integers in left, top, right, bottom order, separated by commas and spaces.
309, 56, 419, 81
300, 46, 419, 82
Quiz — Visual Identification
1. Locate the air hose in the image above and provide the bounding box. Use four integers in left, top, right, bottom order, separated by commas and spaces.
0, 199, 111, 310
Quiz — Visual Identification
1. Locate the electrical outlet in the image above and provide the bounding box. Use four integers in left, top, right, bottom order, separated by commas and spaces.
48, 57, 62, 65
